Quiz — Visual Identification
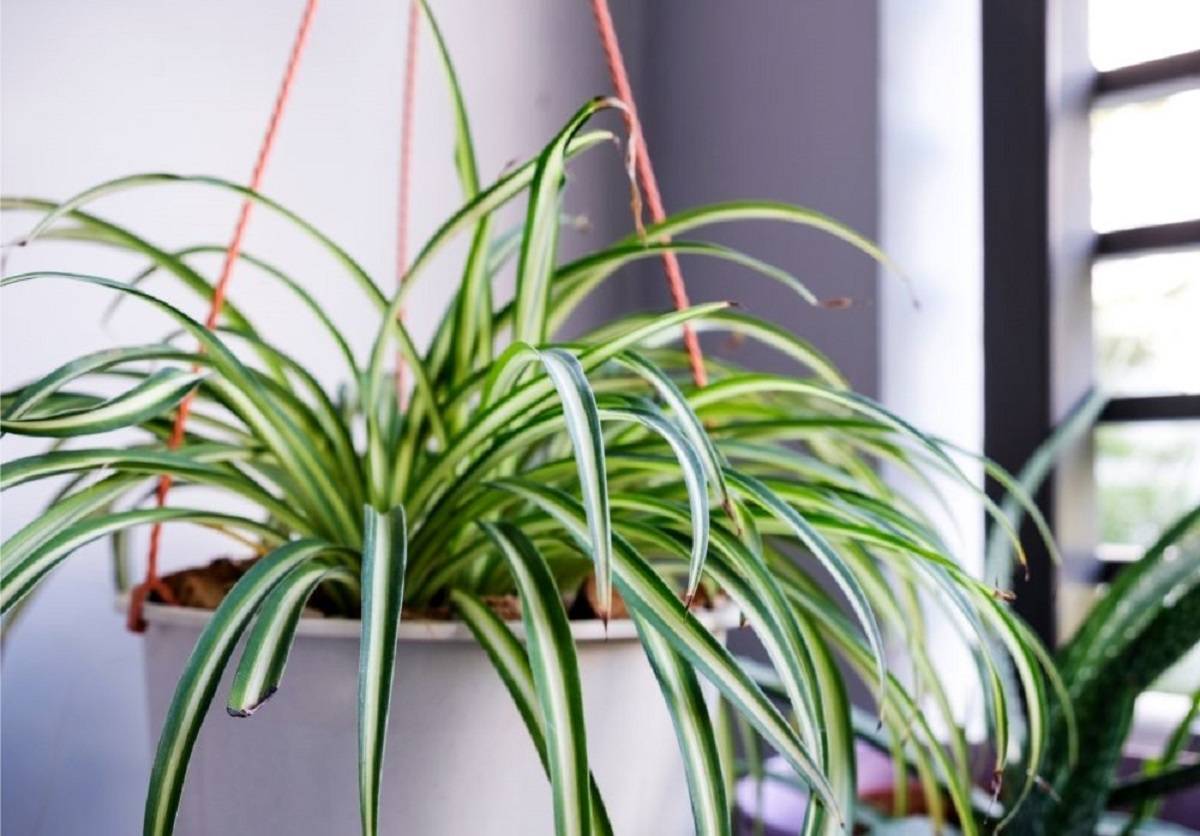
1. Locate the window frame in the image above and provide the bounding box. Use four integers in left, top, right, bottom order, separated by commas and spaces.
982, 1, 1200, 643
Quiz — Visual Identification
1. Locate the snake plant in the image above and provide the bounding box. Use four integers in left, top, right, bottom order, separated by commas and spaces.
1, 6, 1060, 836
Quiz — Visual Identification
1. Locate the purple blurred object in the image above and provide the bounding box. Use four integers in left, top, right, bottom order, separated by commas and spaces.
735, 741, 896, 831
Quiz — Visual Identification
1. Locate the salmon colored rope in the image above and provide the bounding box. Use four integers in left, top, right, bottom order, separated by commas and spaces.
587, 0, 707, 388
393, 0, 422, 407
128, 0, 320, 632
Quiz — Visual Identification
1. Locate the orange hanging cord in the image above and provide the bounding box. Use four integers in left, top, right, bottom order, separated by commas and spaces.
128, 0, 320, 632
588, 0, 707, 388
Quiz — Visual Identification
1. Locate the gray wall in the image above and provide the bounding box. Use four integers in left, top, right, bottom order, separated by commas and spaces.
636, 0, 880, 396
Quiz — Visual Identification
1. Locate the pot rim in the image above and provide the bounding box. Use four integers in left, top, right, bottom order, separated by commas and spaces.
117, 595, 742, 643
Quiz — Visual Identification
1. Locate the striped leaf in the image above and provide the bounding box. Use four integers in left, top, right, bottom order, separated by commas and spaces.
726, 470, 886, 705
490, 479, 842, 824
0, 368, 204, 437
596, 402, 710, 604
613, 350, 731, 513
357, 505, 408, 836
449, 590, 613, 836
480, 346, 614, 621
480, 522, 592, 836
227, 558, 359, 715
144, 539, 351, 836
2, 271, 359, 542
1, 507, 284, 615
514, 97, 620, 346
633, 611, 731, 836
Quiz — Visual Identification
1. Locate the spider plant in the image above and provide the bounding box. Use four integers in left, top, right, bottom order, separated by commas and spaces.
1, 6, 1059, 836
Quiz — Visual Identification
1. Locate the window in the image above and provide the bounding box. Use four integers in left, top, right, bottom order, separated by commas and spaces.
982, 3, 1199, 650
1081, 4, 1200, 725
1086, 3, 1200, 581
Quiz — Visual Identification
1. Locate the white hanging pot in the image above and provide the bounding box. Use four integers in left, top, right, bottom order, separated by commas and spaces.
133, 599, 739, 835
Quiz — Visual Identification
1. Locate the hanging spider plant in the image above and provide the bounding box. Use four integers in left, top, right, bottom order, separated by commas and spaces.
1, 5, 1062, 836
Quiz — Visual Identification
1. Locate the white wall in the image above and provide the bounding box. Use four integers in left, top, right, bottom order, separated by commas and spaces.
1, 2, 641, 832
879, 0, 987, 729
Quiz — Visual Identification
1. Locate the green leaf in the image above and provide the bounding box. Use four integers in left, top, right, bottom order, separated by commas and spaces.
514, 97, 620, 346
613, 350, 731, 514
144, 539, 350, 836
449, 589, 613, 836
632, 611, 732, 836
479, 345, 616, 620
634, 200, 907, 293
0, 368, 204, 437
597, 401, 710, 604
357, 505, 408, 836
0, 507, 285, 615
227, 558, 359, 716
490, 479, 842, 825
1, 474, 140, 567
407, 301, 729, 518
983, 389, 1107, 587
2, 271, 360, 542
480, 522, 592, 836
726, 470, 887, 708
2, 343, 190, 422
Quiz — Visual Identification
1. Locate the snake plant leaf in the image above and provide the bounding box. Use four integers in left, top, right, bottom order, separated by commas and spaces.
1060, 504, 1200, 693
144, 539, 351, 836
0, 368, 205, 437
490, 479, 842, 824
227, 558, 359, 716
632, 611, 732, 836
448, 589, 613, 836
480, 522, 592, 836
357, 505, 408, 836
0, 507, 285, 615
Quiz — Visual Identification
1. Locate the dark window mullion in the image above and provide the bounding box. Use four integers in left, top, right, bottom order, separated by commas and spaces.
1099, 395, 1200, 422
1095, 219, 1200, 257
1093, 48, 1200, 98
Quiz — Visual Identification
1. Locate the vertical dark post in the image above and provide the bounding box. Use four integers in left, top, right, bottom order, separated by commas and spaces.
982, 1, 1057, 643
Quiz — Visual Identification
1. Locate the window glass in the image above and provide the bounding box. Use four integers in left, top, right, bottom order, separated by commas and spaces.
1091, 89, 1200, 232
1090, 0, 1200, 70
1094, 420, 1200, 555
1092, 250, 1200, 396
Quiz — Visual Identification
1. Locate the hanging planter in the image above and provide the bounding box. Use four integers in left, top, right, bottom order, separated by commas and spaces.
136, 599, 739, 835
0, 1, 1061, 835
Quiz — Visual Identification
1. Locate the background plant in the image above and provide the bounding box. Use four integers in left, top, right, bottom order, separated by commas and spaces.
839, 395, 1200, 835
1, 5, 1062, 836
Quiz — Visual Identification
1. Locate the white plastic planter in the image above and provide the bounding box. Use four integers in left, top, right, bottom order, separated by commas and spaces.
138, 600, 739, 835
